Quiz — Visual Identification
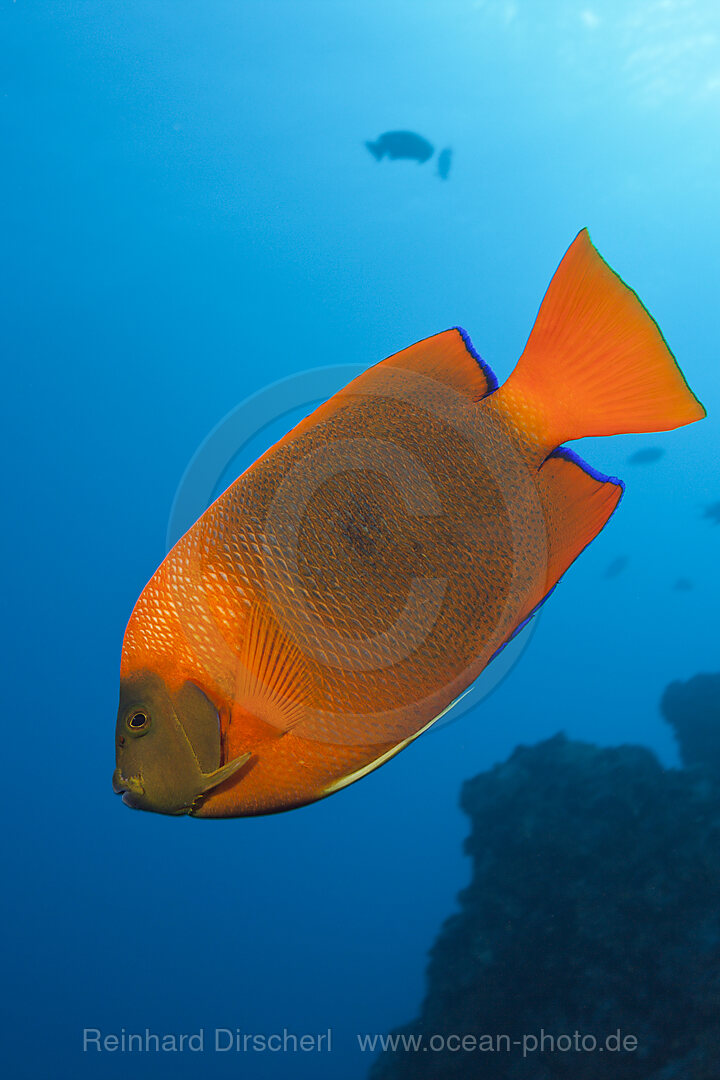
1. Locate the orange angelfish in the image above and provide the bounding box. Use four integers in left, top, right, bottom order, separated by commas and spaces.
112, 230, 705, 817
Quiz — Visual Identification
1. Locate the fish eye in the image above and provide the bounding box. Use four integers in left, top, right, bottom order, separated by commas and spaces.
126, 709, 151, 734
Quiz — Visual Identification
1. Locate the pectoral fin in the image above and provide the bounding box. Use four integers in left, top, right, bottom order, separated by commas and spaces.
198, 751, 253, 794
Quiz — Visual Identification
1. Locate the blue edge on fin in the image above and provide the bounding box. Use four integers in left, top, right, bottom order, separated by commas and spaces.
486, 451, 626, 667
455, 326, 499, 393
549, 444, 625, 491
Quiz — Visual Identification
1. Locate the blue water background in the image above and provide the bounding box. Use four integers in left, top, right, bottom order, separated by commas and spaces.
2, 2, 719, 1077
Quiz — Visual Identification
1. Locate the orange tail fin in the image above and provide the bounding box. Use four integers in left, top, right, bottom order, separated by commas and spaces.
497, 229, 705, 452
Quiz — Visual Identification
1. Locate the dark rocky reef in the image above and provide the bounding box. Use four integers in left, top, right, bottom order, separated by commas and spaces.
662, 673, 720, 776
370, 733, 720, 1080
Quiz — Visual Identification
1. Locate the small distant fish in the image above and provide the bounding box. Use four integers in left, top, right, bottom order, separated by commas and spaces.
627, 447, 665, 465
365, 131, 434, 164
437, 147, 452, 180
674, 577, 694, 591
704, 502, 720, 525
604, 555, 629, 579
113, 229, 705, 818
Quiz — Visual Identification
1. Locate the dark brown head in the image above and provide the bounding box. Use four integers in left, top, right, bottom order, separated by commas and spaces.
113, 671, 251, 815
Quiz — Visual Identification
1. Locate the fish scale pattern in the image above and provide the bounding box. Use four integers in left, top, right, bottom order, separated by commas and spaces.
123, 352, 557, 813
116, 235, 706, 815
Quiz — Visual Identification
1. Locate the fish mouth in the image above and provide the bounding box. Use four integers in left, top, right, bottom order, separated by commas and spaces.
111, 769, 193, 814
112, 768, 145, 807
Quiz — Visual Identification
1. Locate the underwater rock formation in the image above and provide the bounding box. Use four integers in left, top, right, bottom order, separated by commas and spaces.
370, 734, 720, 1080
662, 673, 720, 776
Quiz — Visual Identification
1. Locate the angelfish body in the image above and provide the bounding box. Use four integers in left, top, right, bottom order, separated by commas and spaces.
114, 231, 705, 816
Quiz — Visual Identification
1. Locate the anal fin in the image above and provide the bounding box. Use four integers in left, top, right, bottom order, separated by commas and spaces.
500, 448, 623, 646
538, 448, 624, 590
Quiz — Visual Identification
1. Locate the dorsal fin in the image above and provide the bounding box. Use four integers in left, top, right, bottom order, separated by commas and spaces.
271, 328, 497, 456
384, 327, 498, 400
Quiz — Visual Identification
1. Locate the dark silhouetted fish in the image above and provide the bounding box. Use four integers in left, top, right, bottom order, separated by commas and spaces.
704, 502, 720, 525
366, 131, 434, 164
604, 555, 629, 579
674, 577, 694, 591
437, 147, 452, 180
627, 446, 665, 465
